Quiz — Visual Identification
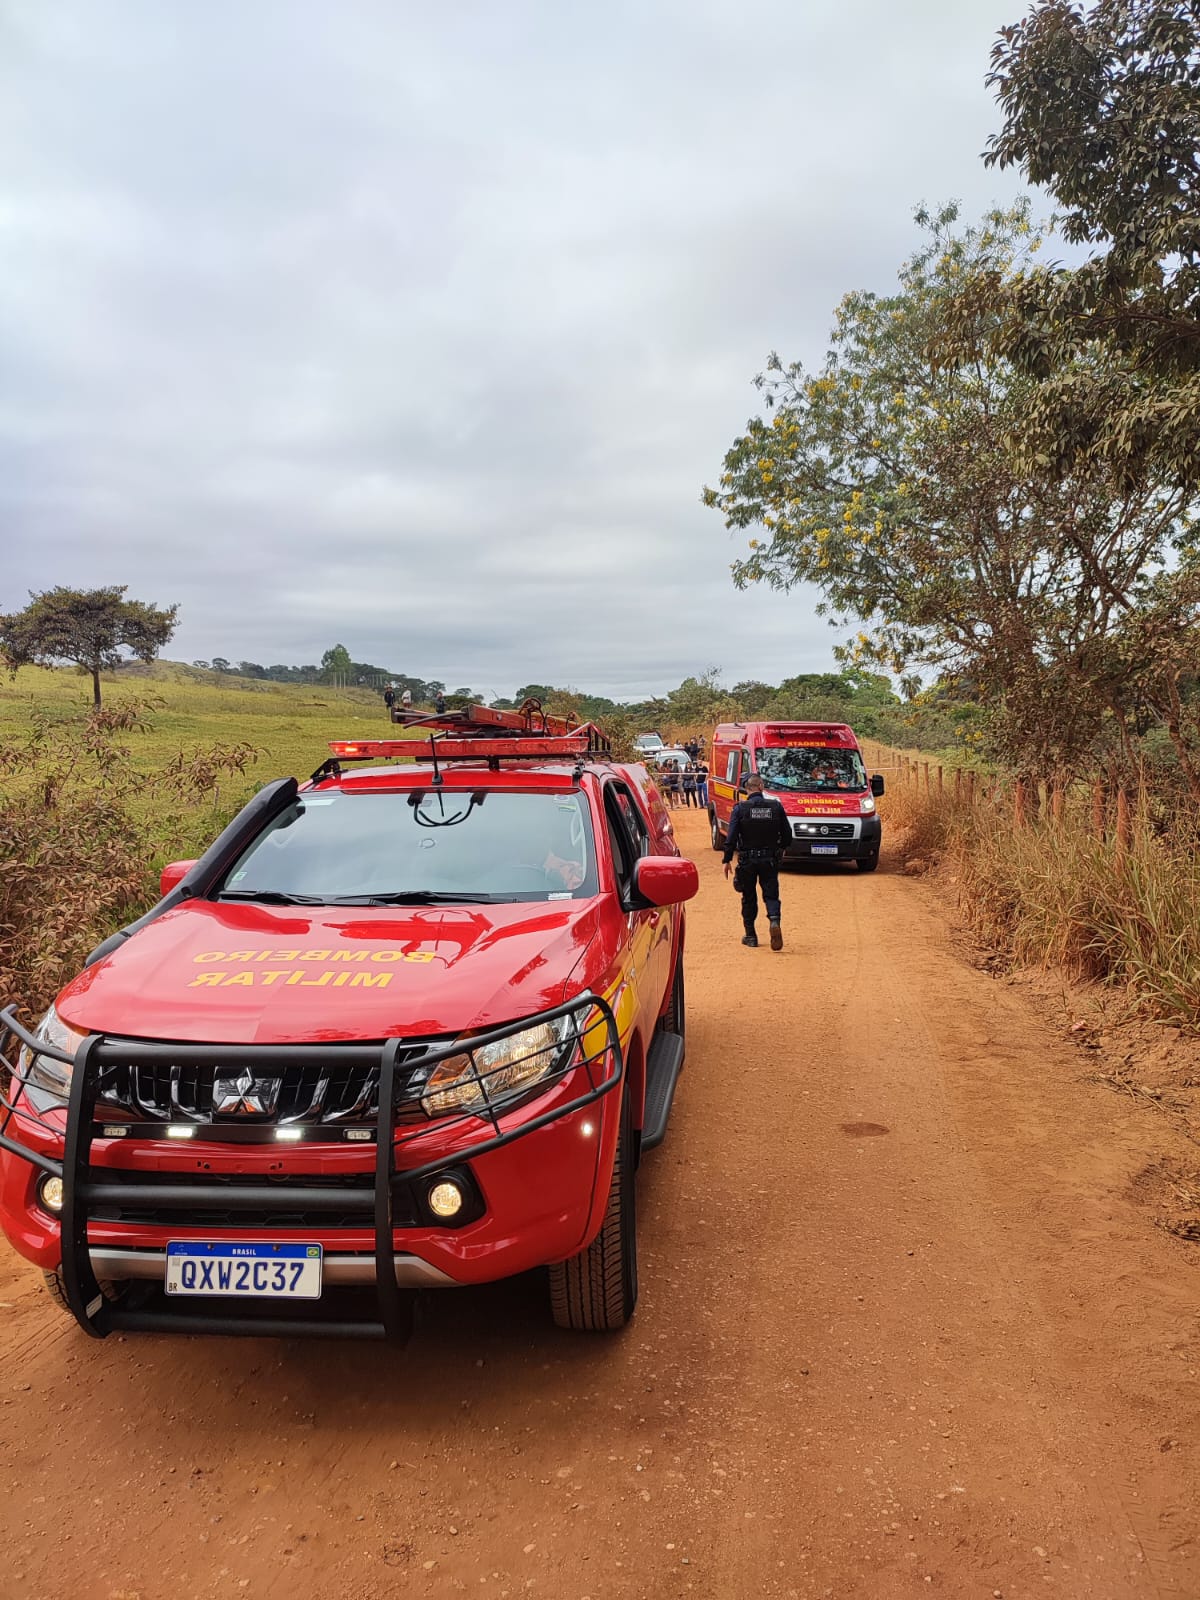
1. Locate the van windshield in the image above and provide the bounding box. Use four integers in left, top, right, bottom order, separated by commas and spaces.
755, 747, 866, 794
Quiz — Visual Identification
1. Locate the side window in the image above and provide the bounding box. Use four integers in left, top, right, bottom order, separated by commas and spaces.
602, 786, 639, 898
644, 782, 673, 846
725, 750, 739, 784
614, 785, 650, 858
738, 749, 751, 788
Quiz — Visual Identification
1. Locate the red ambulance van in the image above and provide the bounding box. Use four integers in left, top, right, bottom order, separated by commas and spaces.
708, 722, 885, 871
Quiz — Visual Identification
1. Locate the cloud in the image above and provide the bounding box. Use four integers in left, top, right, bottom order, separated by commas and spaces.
0, 0, 1031, 698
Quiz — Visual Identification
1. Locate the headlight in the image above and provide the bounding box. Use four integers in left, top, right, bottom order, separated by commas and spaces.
17, 1004, 87, 1105
860, 795, 876, 814
421, 1009, 587, 1118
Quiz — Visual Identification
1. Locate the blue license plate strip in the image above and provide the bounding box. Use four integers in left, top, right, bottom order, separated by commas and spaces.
165, 1241, 323, 1299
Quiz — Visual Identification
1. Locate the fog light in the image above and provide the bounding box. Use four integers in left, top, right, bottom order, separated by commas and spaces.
427, 1179, 464, 1219
39, 1175, 64, 1213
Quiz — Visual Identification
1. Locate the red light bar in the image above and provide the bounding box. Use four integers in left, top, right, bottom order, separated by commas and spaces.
329, 732, 604, 762
762, 723, 855, 747
329, 741, 409, 758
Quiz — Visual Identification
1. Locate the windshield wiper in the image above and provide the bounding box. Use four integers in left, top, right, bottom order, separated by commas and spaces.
332, 891, 501, 905
216, 890, 330, 905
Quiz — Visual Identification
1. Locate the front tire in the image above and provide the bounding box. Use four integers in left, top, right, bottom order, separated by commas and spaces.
549, 1089, 638, 1331
42, 1269, 122, 1317
856, 853, 879, 873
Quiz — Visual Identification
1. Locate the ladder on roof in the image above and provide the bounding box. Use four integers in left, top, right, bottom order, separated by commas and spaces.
391, 699, 582, 738
326, 701, 612, 770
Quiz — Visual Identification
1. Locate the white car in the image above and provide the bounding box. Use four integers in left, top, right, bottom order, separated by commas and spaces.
634, 733, 664, 754
649, 747, 691, 772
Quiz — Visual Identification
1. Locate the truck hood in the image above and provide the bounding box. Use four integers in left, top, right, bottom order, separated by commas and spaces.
55, 898, 603, 1045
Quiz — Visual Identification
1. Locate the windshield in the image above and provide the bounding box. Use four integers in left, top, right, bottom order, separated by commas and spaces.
755, 747, 866, 794
218, 790, 598, 904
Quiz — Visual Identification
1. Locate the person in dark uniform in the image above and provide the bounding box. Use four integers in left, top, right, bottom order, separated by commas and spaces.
722, 774, 791, 950
383, 684, 396, 718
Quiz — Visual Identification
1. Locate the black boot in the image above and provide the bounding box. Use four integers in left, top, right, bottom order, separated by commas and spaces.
741, 924, 758, 948
769, 919, 783, 951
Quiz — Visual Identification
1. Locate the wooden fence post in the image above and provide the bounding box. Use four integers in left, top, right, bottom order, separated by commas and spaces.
1051, 784, 1064, 826
1013, 779, 1028, 830
1115, 787, 1131, 860
936, 765, 944, 794
966, 770, 975, 807
923, 761, 930, 794
1092, 780, 1106, 841
954, 769, 962, 804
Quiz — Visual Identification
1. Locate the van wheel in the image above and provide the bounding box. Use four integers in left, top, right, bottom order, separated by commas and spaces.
42, 1269, 122, 1317
709, 811, 724, 851
856, 854, 879, 873
549, 1090, 637, 1331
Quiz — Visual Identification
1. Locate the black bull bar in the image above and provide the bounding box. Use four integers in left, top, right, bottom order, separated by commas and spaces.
0, 995, 622, 1342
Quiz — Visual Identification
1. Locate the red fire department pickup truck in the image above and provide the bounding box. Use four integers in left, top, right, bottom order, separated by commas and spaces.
708, 721, 885, 871
0, 708, 697, 1341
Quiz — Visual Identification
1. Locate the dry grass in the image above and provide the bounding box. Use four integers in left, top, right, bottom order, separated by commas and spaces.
882, 766, 1200, 1031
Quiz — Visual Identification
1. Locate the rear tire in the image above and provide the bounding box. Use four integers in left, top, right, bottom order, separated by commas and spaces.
549, 1090, 638, 1331
856, 854, 879, 873
709, 811, 724, 851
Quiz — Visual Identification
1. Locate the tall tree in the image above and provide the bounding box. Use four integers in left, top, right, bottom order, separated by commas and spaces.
982, 0, 1200, 488
0, 585, 178, 709
319, 644, 353, 684
703, 205, 1196, 779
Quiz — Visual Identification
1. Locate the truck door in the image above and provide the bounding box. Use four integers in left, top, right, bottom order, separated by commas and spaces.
601, 781, 661, 1044
709, 745, 739, 836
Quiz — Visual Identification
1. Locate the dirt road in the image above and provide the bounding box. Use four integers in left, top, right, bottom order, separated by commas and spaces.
4, 808, 1200, 1600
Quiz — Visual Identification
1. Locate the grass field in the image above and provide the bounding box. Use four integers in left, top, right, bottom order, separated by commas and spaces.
0, 662, 428, 1008
0, 660, 406, 787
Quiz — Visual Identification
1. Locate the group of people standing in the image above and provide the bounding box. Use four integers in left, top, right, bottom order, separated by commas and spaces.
383, 685, 447, 717
652, 739, 709, 810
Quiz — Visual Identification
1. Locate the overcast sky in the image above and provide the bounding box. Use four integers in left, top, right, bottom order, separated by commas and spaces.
0, 0, 1033, 700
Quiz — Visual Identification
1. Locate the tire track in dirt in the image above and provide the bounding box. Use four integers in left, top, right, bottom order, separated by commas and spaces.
1, 809, 1199, 1598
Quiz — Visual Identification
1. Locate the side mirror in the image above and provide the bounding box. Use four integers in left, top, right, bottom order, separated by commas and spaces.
633, 856, 699, 908
871, 774, 885, 798
160, 859, 197, 897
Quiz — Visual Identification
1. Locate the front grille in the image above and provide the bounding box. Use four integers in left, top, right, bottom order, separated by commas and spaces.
792, 821, 856, 838
98, 1050, 428, 1127
86, 1167, 415, 1230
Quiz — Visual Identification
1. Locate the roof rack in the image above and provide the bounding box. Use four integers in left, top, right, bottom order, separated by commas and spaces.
390, 698, 582, 738
318, 702, 612, 782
